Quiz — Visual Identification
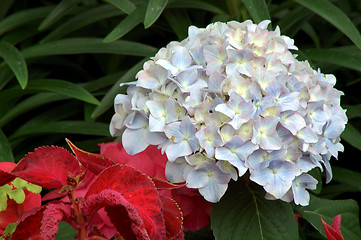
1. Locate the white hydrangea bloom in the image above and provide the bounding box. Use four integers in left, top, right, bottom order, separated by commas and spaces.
110, 20, 347, 205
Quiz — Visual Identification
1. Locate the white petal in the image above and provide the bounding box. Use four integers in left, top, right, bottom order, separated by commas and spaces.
148, 115, 165, 132
199, 180, 228, 203
122, 128, 148, 155
165, 141, 192, 162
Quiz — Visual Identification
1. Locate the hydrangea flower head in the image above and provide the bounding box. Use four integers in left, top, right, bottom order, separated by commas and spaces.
110, 20, 347, 206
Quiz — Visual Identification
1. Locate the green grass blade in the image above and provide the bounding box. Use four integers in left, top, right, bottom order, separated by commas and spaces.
242, 0, 271, 24
27, 79, 100, 105
0, 0, 15, 19
104, 0, 136, 14
0, 41, 28, 89
103, 5, 146, 42
168, 0, 226, 14
344, 104, 361, 119
91, 59, 145, 119
303, 48, 361, 72
0, 130, 14, 162
163, 9, 191, 40
295, 0, 361, 50
40, 5, 122, 43
341, 124, 361, 152
9, 121, 110, 140
144, 0, 168, 28
21, 38, 157, 58
0, 93, 66, 128
0, 6, 53, 36
38, 0, 81, 31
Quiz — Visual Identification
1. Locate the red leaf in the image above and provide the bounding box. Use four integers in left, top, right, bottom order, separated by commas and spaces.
85, 164, 166, 240
321, 215, 344, 240
67, 139, 115, 175
11, 146, 83, 189
0, 162, 16, 186
160, 196, 183, 240
85, 189, 148, 240
171, 187, 212, 232
11, 207, 44, 240
40, 202, 71, 240
12, 201, 71, 240
152, 178, 186, 190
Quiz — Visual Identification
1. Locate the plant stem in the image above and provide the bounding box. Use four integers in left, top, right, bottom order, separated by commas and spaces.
70, 189, 87, 240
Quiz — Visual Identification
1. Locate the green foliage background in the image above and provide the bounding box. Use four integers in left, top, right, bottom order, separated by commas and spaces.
1, 0, 361, 239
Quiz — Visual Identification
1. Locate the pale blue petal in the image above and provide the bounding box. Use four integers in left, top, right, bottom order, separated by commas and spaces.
143, 129, 167, 145
164, 122, 183, 142
199, 180, 228, 203
172, 47, 192, 70
260, 133, 283, 150
186, 169, 209, 188
146, 100, 164, 118
297, 127, 318, 143
215, 147, 238, 162
165, 141, 192, 162
156, 59, 178, 75
149, 115, 165, 132
122, 128, 148, 155
165, 160, 193, 183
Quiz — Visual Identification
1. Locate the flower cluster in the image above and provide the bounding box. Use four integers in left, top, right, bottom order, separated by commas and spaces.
110, 20, 347, 205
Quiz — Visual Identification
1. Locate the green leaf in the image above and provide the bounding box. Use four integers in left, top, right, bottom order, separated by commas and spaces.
0, 93, 66, 128
38, 0, 81, 31
9, 121, 110, 140
0, 130, 14, 162
344, 104, 361, 119
41, 5, 122, 43
21, 38, 157, 58
242, 0, 271, 24
104, 0, 136, 14
91, 59, 145, 119
144, 0, 168, 28
332, 167, 361, 192
294, 0, 361, 50
0, 0, 15, 19
0, 41, 28, 89
103, 5, 146, 42
27, 79, 100, 105
211, 181, 298, 240
303, 48, 361, 72
0, 6, 54, 36
295, 195, 361, 239
341, 124, 361, 151
168, 0, 226, 14
164, 9, 191, 40
55, 221, 78, 240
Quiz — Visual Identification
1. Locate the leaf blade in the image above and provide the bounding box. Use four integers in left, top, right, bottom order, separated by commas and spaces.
27, 79, 100, 105
144, 0, 168, 28
0, 41, 28, 89
91, 59, 145, 119
0, 130, 14, 162
9, 121, 110, 140
103, 6, 146, 42
104, 0, 136, 14
295, 0, 361, 50
242, 0, 271, 24
341, 124, 361, 151
21, 38, 157, 58
211, 181, 298, 240
295, 195, 361, 240
38, 0, 81, 30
